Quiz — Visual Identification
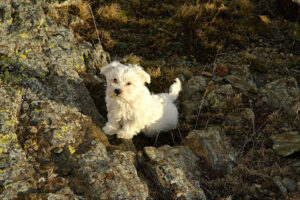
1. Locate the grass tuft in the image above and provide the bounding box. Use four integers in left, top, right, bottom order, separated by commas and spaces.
96, 3, 128, 24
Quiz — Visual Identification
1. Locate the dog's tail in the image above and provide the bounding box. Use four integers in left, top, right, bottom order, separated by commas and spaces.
169, 78, 182, 101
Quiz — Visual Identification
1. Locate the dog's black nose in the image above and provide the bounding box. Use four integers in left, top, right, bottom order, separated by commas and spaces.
114, 89, 121, 95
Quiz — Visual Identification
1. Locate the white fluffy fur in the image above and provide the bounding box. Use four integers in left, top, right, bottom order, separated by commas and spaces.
101, 61, 181, 139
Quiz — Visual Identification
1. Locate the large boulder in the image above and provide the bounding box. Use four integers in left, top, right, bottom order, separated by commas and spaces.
142, 145, 207, 200
0, 87, 36, 199
270, 131, 300, 157
184, 126, 236, 174
0, 0, 109, 198
77, 143, 149, 199
259, 78, 300, 116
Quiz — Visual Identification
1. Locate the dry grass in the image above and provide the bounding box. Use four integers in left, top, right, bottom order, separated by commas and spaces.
47, 0, 91, 21
45, 0, 94, 42
46, 0, 246, 61
230, 0, 254, 16
96, 3, 128, 24
175, 2, 204, 22
78, 0, 91, 22
121, 54, 143, 65
45, 0, 298, 63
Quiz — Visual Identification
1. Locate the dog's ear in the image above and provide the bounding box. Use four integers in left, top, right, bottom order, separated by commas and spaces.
133, 65, 151, 84
100, 61, 119, 76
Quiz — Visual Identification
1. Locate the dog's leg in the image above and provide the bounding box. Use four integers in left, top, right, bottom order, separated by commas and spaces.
103, 122, 119, 135
116, 121, 142, 139
154, 131, 160, 146
102, 112, 120, 135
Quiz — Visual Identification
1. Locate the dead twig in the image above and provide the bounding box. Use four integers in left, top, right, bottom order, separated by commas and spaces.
88, 4, 101, 44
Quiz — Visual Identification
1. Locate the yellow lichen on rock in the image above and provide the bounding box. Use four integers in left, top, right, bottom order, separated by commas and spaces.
69, 146, 75, 154
0, 134, 12, 145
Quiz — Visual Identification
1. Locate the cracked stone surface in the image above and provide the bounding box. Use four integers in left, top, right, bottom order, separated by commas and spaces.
0, 87, 36, 199
142, 145, 207, 200
0, 0, 109, 198
77, 143, 149, 200
184, 126, 236, 174
259, 78, 300, 116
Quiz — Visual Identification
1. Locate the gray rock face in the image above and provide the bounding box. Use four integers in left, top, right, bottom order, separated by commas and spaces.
0, 87, 36, 200
184, 126, 236, 174
272, 176, 298, 195
183, 75, 207, 99
206, 84, 236, 111
142, 145, 207, 200
77, 143, 149, 200
224, 108, 255, 131
181, 75, 207, 120
259, 78, 300, 116
270, 131, 300, 156
181, 78, 235, 123
225, 75, 257, 93
273, 176, 288, 195
0, 0, 108, 198
282, 177, 298, 192
291, 160, 300, 174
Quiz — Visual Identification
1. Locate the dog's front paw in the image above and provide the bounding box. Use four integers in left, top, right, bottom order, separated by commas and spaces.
117, 130, 133, 140
103, 123, 117, 135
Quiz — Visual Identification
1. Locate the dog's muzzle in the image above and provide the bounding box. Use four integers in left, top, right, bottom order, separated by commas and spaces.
114, 89, 121, 96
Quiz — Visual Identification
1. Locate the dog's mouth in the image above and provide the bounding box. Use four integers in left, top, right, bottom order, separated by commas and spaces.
109, 94, 127, 101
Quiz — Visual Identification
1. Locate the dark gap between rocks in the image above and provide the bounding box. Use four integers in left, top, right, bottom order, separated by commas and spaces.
51, 148, 93, 198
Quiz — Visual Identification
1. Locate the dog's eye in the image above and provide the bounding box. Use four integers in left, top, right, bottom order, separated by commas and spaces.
126, 82, 131, 86
113, 78, 118, 83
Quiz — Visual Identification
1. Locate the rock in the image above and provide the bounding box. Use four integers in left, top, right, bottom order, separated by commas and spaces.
77, 42, 110, 85
142, 145, 207, 200
292, 0, 300, 6
270, 131, 300, 156
206, 84, 236, 111
249, 184, 264, 198
224, 112, 245, 126
282, 177, 298, 192
273, 176, 287, 195
226, 63, 251, 79
0, 0, 108, 198
183, 75, 207, 99
181, 75, 207, 120
184, 126, 236, 174
291, 160, 300, 174
291, 100, 300, 117
225, 75, 257, 93
224, 108, 255, 128
77, 143, 149, 200
241, 108, 255, 122
76, 42, 109, 115
45, 187, 83, 200
0, 87, 36, 199
259, 78, 300, 116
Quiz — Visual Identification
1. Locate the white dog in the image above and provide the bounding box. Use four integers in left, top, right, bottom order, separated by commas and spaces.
100, 61, 181, 139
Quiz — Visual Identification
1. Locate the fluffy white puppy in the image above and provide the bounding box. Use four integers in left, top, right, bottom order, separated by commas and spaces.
100, 61, 181, 139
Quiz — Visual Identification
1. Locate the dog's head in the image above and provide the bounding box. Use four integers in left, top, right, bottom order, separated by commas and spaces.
100, 61, 151, 102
